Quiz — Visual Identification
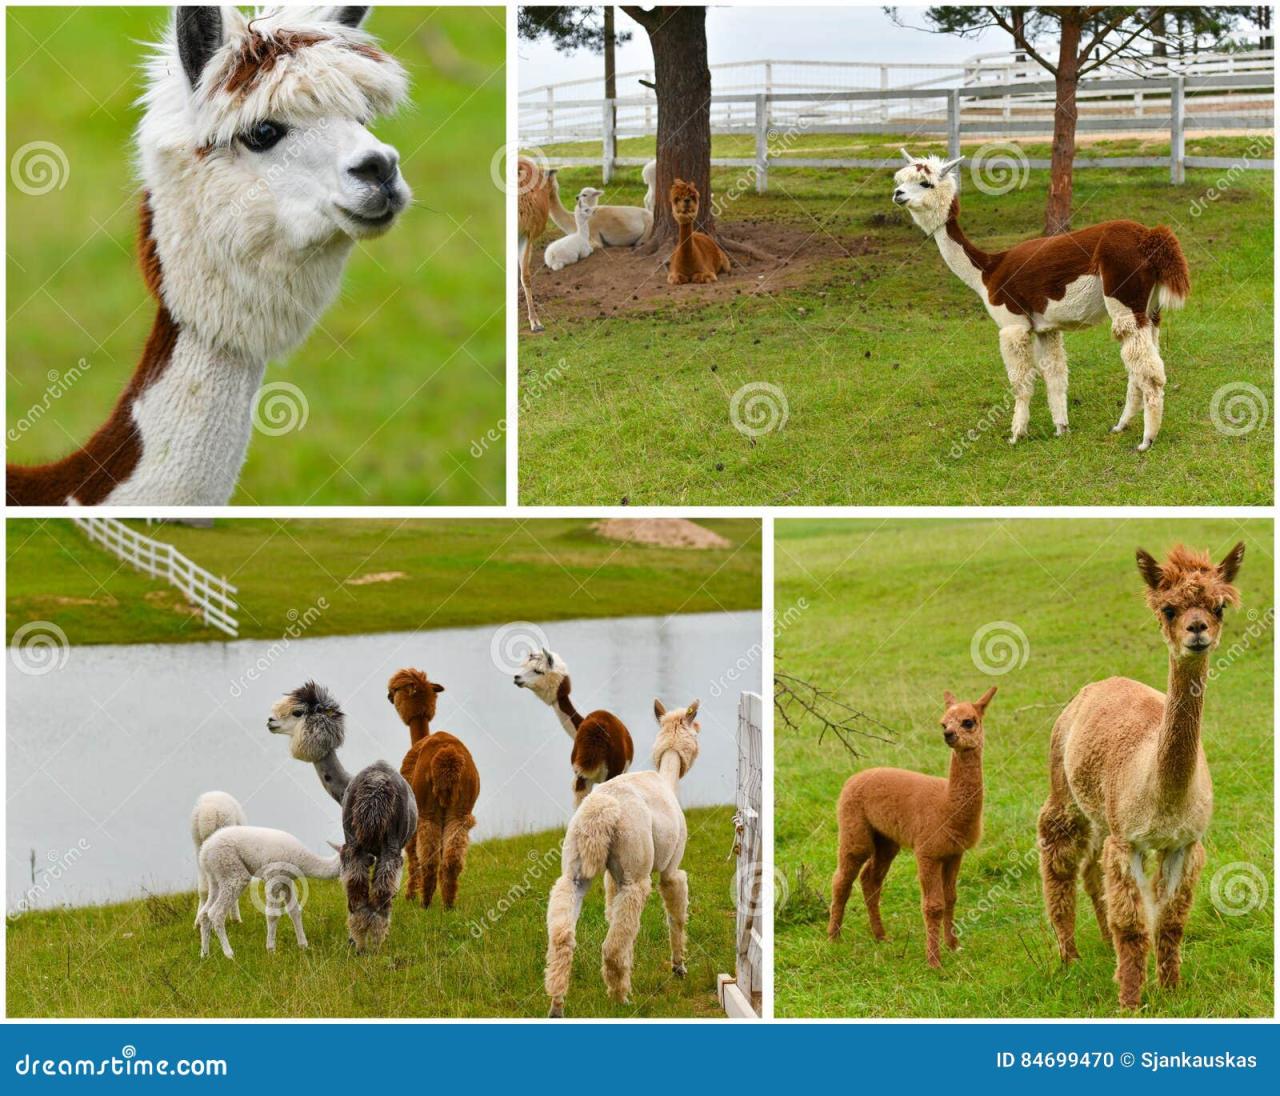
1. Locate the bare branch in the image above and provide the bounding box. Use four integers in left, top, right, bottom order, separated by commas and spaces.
986, 6, 1059, 75
774, 672, 898, 761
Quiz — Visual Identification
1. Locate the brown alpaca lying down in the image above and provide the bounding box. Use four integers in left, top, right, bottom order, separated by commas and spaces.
828, 687, 996, 967
667, 178, 731, 285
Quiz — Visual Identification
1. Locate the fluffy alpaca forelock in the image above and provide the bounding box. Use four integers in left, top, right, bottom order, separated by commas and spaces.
282, 680, 345, 761
652, 707, 700, 777
518, 648, 567, 706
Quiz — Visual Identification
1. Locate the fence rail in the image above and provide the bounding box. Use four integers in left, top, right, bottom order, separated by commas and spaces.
719, 690, 763, 1019
72, 517, 239, 637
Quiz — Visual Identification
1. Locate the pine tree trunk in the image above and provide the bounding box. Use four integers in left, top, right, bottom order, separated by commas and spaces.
623, 5, 714, 248
1045, 14, 1082, 236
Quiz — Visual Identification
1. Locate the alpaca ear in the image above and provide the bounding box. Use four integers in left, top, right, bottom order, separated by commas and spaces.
327, 7, 371, 28
685, 699, 700, 725
654, 698, 667, 721
176, 7, 226, 90
943, 689, 957, 707
899, 147, 914, 163
939, 157, 964, 177
431, 683, 445, 694
975, 686, 997, 713
1218, 541, 1246, 584
541, 647, 554, 666
327, 841, 343, 853
1136, 548, 1164, 589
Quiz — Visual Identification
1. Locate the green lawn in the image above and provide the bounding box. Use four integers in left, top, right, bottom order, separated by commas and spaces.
5, 518, 762, 645
774, 518, 1273, 1018
6, 7, 505, 505
7, 807, 735, 1018
519, 136, 1272, 505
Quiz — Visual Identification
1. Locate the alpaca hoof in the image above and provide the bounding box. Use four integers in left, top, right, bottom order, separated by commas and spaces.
1055, 424, 1069, 437
827, 928, 841, 942
1110, 423, 1127, 434
266, 944, 275, 953
547, 1002, 564, 1018
1137, 438, 1154, 452
530, 322, 544, 334
672, 962, 687, 977
927, 957, 942, 970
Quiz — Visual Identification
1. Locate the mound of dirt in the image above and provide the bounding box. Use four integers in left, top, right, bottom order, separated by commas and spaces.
345, 571, 408, 586
592, 519, 731, 550
523, 219, 878, 328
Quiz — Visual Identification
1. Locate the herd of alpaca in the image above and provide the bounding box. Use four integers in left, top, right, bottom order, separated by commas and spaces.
827, 542, 1244, 1009
7, 7, 410, 506
189, 645, 698, 1018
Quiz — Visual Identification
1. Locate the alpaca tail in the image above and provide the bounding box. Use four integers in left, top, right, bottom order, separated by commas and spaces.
1143, 225, 1190, 311
564, 791, 621, 881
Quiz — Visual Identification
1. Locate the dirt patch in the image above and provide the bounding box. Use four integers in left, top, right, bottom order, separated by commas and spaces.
523, 219, 879, 328
592, 519, 731, 550
143, 589, 202, 618
346, 571, 408, 586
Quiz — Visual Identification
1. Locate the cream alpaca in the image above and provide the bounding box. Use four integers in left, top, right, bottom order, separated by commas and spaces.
642, 159, 658, 213
190, 790, 247, 926
7, 6, 410, 505
549, 173, 652, 247
544, 699, 700, 1018
893, 150, 1189, 451
1038, 542, 1243, 1008
196, 824, 340, 959
544, 188, 600, 271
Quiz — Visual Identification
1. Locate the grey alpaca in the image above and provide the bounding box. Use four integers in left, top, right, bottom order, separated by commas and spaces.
268, 681, 418, 951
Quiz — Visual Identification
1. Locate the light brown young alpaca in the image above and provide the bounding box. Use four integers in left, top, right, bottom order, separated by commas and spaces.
518, 156, 552, 332
828, 687, 996, 968
1038, 542, 1244, 1009
389, 668, 480, 909
667, 179, 730, 285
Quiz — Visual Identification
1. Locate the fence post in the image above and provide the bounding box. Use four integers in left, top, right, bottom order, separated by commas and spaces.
602, 98, 616, 184
947, 89, 961, 160
643, 73, 652, 133
1169, 76, 1185, 184
545, 86, 554, 144
879, 64, 889, 123
754, 93, 769, 195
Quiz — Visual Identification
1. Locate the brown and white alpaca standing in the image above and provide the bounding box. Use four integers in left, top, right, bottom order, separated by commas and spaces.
893, 151, 1189, 451
518, 156, 553, 333
544, 699, 700, 1017
514, 647, 634, 805
388, 668, 480, 909
1038, 542, 1244, 1008
828, 687, 997, 968
667, 179, 731, 285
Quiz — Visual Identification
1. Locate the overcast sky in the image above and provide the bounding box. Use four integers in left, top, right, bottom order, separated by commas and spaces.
518, 5, 1008, 91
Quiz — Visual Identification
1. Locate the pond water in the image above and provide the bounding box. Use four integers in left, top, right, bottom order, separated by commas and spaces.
6, 611, 760, 911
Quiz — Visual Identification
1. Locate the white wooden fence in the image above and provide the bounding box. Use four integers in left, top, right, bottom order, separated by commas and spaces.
719, 690, 763, 1019
72, 517, 239, 637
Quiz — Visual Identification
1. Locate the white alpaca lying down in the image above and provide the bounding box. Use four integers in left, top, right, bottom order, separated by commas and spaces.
196, 825, 339, 959
545, 188, 601, 272
190, 790, 247, 927
550, 172, 652, 247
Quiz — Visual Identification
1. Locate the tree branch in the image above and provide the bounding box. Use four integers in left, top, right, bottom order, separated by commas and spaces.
986, 6, 1059, 75
774, 672, 898, 761
1079, 10, 1170, 75
620, 5, 659, 34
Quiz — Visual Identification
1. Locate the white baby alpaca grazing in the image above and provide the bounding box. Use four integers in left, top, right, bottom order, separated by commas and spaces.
196, 825, 339, 959
190, 790, 247, 926
544, 188, 601, 271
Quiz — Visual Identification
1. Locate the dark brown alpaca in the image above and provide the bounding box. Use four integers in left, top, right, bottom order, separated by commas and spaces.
667, 179, 730, 285
389, 668, 480, 909
829, 687, 996, 967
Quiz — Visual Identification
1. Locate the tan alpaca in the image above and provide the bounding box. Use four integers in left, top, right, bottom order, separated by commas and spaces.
828, 687, 996, 968
1038, 542, 1244, 1009
667, 179, 731, 285
544, 699, 700, 1018
518, 157, 552, 332
548, 171, 652, 247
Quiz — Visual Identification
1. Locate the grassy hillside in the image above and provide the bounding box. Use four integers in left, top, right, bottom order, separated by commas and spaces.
6, 518, 762, 645
6, 6, 505, 504
7, 807, 735, 1018
519, 136, 1271, 505
773, 518, 1273, 1018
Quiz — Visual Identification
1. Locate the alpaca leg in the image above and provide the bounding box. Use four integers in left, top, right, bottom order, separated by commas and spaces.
1035, 330, 1070, 436
941, 854, 962, 951
545, 874, 592, 1018
1123, 326, 1165, 452
1111, 374, 1142, 435
999, 326, 1036, 443
440, 813, 473, 909
1103, 835, 1150, 1008
286, 894, 308, 950
404, 825, 422, 902
828, 823, 870, 940
197, 877, 215, 956
658, 868, 689, 976
603, 871, 618, 925
520, 237, 543, 333
1155, 841, 1204, 990
195, 865, 207, 928
417, 816, 443, 909
210, 886, 238, 960
859, 834, 899, 941
1038, 799, 1088, 962
916, 856, 946, 968
601, 876, 651, 1003
1081, 838, 1112, 948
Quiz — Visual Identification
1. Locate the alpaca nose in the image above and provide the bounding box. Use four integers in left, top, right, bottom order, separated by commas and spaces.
1188, 619, 1209, 634
348, 148, 399, 189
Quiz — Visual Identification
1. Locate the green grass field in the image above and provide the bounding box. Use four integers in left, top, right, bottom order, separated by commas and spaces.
6, 807, 734, 1018
519, 136, 1272, 505
5, 517, 762, 645
6, 7, 505, 504
773, 518, 1273, 1018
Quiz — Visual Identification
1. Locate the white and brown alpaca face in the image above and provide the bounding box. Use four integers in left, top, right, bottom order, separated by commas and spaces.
652, 698, 701, 774
892, 150, 961, 231
1138, 543, 1244, 660
513, 647, 566, 705
267, 680, 345, 760
138, 6, 410, 359
939, 687, 996, 753
575, 188, 602, 217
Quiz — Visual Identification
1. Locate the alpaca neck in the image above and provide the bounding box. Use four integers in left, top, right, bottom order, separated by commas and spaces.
573, 208, 593, 241
313, 751, 353, 806
656, 748, 685, 790
677, 219, 695, 247
549, 185, 577, 234
551, 677, 583, 740
943, 747, 984, 841
927, 198, 992, 298
407, 714, 431, 745
1157, 654, 1208, 804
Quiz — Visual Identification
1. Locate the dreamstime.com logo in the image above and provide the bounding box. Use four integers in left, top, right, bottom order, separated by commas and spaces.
10, 140, 70, 196
10, 621, 70, 676
252, 381, 310, 436
1209, 861, 1269, 917
730, 382, 789, 437
493, 142, 550, 195
247, 863, 311, 915
970, 621, 1030, 676
490, 620, 550, 675
1209, 382, 1268, 437
14, 1047, 227, 1078
968, 142, 1031, 196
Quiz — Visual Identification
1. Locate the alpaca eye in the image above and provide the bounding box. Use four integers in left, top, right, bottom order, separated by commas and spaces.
920, 181, 933, 189
962, 719, 974, 729
241, 120, 288, 153
1162, 606, 1177, 621
1213, 605, 1225, 619
292, 709, 303, 718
